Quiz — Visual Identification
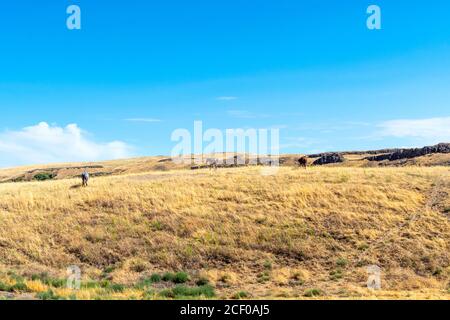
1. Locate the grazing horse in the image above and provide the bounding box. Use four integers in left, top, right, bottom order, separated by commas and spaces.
81, 170, 90, 187
298, 156, 308, 169
205, 158, 219, 170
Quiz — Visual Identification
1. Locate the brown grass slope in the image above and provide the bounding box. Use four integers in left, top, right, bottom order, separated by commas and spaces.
0, 166, 449, 299
1, 152, 449, 184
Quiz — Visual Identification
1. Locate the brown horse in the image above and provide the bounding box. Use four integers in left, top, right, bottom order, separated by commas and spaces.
298, 156, 308, 169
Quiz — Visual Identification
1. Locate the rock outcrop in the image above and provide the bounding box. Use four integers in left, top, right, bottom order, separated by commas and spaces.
365, 143, 450, 162
313, 153, 345, 165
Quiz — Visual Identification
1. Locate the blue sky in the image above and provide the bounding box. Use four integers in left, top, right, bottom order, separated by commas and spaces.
0, 0, 449, 166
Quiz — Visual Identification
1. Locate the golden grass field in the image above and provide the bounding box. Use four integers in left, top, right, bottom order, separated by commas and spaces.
0, 162, 449, 300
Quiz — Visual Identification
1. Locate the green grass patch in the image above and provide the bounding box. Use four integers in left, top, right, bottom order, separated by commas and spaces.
304, 288, 322, 297
0, 281, 10, 292
257, 271, 270, 283
81, 280, 100, 289
31, 273, 66, 288
336, 258, 348, 268
136, 274, 162, 289
161, 272, 190, 284
151, 221, 164, 231
162, 272, 175, 282
103, 266, 115, 274
173, 272, 189, 284
33, 172, 55, 181
357, 242, 369, 251
37, 289, 65, 300
159, 285, 215, 299
232, 291, 249, 300
107, 283, 125, 293
263, 260, 273, 270
0, 280, 30, 293
329, 269, 344, 281
10, 282, 29, 292
79, 280, 124, 292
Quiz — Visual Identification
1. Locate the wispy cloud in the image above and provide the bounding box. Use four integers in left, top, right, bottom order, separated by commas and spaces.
216, 96, 238, 101
125, 118, 162, 123
0, 122, 132, 167
378, 117, 450, 140
227, 110, 270, 119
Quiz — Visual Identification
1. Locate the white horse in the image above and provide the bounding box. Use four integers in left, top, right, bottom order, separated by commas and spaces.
205, 158, 220, 170
81, 170, 90, 187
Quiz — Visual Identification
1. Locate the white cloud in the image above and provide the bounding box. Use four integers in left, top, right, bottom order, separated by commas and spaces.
216, 96, 238, 101
125, 118, 162, 123
0, 122, 132, 167
378, 117, 450, 140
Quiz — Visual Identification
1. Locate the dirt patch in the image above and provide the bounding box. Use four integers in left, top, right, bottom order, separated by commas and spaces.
0, 291, 36, 300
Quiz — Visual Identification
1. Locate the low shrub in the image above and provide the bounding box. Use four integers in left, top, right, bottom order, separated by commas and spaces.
162, 272, 175, 282
195, 277, 209, 286
336, 258, 348, 268
232, 291, 249, 300
304, 289, 322, 297
31, 273, 65, 288
173, 272, 189, 284
37, 289, 64, 300
33, 172, 55, 181
159, 285, 215, 299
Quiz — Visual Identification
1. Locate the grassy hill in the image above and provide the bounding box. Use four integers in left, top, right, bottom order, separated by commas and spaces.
0, 164, 449, 300
1, 150, 449, 183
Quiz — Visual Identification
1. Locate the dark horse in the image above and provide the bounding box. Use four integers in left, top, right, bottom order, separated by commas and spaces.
81, 170, 90, 187
298, 156, 308, 169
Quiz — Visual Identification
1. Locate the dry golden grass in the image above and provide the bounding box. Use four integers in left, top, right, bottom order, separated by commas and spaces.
0, 165, 449, 300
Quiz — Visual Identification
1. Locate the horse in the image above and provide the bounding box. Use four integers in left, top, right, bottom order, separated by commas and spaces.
81, 170, 90, 187
205, 158, 219, 170
298, 156, 308, 169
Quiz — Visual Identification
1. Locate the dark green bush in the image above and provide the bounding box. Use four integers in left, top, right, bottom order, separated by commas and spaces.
149, 273, 162, 283
10, 282, 28, 292
107, 283, 125, 293
162, 272, 175, 282
173, 272, 189, 284
195, 277, 209, 286
33, 172, 55, 181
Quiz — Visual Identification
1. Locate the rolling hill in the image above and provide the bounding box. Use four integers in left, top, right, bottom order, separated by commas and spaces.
0, 144, 449, 300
